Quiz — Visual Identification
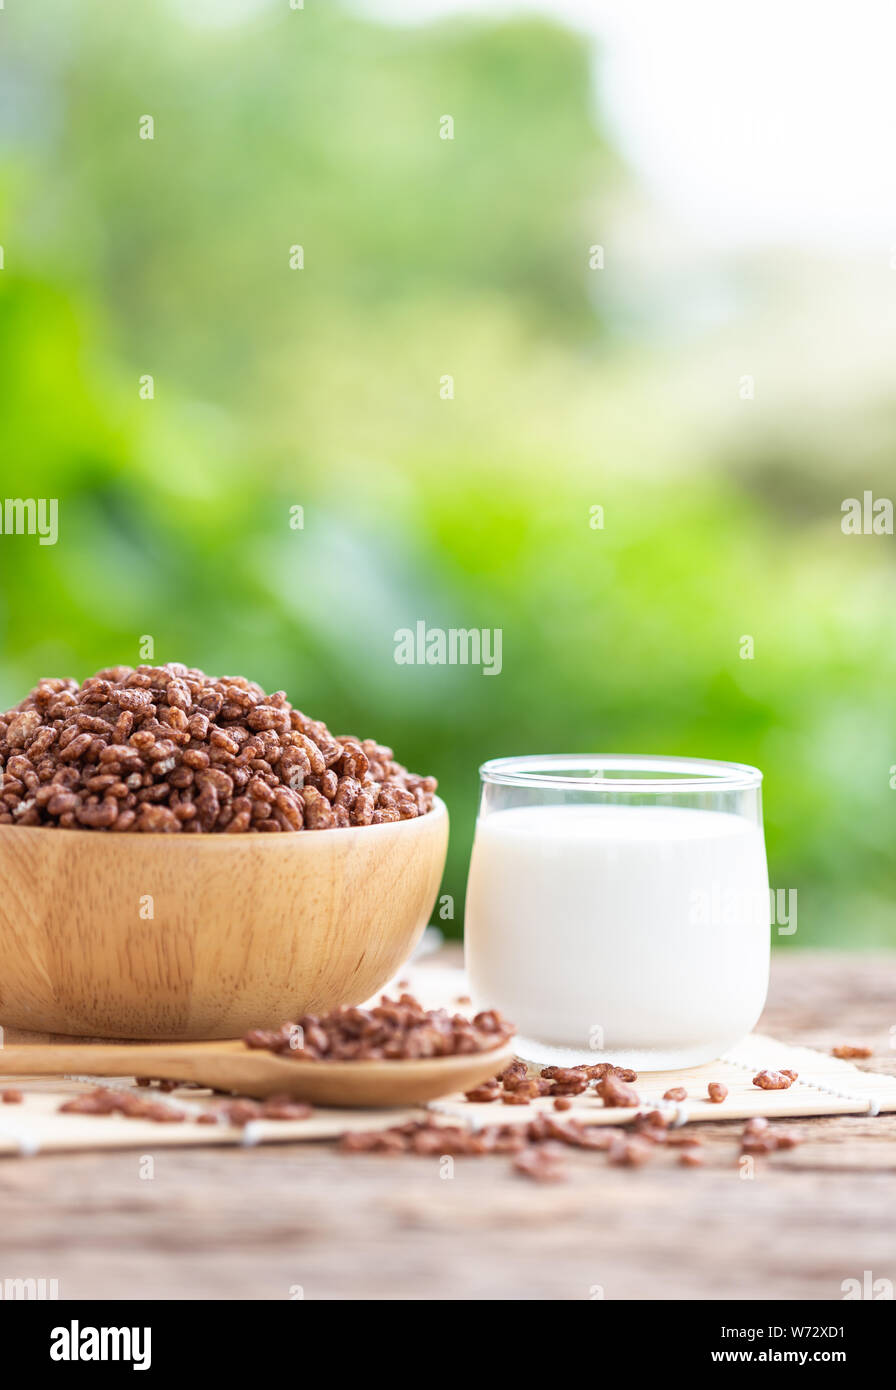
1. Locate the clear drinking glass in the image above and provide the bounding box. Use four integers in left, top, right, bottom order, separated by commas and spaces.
464, 755, 770, 1069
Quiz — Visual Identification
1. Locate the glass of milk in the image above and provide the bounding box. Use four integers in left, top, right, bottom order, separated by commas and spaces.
465, 755, 770, 1069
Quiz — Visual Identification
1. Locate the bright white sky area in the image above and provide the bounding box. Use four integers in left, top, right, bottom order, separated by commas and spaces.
353, 0, 896, 256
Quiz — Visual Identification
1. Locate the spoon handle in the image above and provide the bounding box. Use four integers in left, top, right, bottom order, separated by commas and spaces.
0, 1042, 226, 1083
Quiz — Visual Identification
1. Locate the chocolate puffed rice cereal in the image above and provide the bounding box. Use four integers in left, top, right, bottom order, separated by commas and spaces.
0, 664, 437, 833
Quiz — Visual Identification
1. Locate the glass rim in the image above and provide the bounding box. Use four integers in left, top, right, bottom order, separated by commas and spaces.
478, 754, 763, 793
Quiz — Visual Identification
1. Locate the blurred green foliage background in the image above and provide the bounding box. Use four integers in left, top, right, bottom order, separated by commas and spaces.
1, 1, 893, 946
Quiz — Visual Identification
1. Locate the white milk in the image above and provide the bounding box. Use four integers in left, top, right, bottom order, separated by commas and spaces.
465, 803, 770, 1067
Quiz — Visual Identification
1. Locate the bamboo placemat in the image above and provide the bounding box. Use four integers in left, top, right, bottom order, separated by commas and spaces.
432, 1033, 896, 1129
0, 964, 893, 1156
0, 1082, 419, 1157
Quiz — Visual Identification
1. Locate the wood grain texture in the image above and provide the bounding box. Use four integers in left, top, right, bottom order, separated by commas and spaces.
0, 950, 894, 1300
0, 800, 448, 1039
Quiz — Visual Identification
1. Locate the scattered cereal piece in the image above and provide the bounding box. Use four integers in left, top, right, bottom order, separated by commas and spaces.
55, 1083, 314, 1128
513, 1144, 567, 1183
259, 1096, 313, 1121
464, 1083, 501, 1104
707, 1081, 728, 1103
218, 1100, 262, 1127
58, 1088, 187, 1122
608, 1135, 653, 1167
752, 1069, 797, 1090
596, 1074, 640, 1108
740, 1120, 803, 1155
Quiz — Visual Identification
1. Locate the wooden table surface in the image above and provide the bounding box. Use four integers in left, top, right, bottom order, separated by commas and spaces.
1, 950, 894, 1301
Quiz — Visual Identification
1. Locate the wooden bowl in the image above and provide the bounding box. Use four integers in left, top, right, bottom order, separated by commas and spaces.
0, 798, 448, 1040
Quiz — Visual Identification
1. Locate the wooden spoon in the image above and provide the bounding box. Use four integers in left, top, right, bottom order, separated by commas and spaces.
0, 1040, 516, 1108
